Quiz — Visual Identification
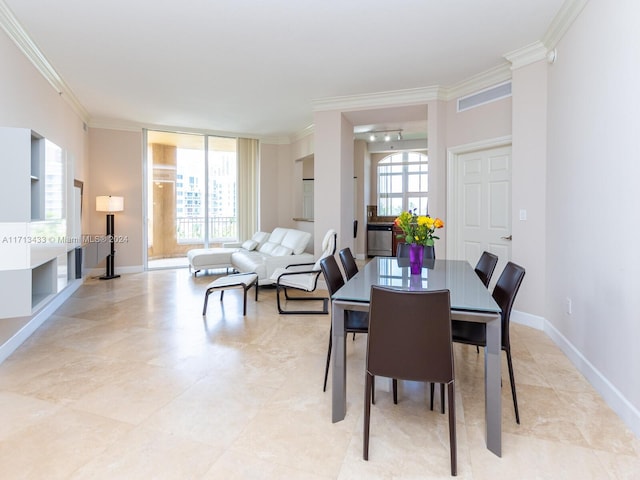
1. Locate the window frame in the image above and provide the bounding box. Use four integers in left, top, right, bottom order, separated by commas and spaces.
377, 151, 429, 216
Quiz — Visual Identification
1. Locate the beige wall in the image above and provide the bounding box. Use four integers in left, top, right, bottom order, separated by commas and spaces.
445, 96, 512, 147
353, 140, 367, 257
313, 111, 354, 255
257, 143, 280, 232
545, 0, 640, 429
511, 60, 548, 317
87, 128, 143, 271
0, 30, 89, 230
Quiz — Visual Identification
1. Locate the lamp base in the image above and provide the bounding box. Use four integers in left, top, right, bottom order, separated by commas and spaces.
99, 274, 120, 280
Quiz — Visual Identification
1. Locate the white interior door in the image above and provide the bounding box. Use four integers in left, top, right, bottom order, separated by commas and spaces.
450, 144, 512, 285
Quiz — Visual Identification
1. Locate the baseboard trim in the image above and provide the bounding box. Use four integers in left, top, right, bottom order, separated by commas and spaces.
543, 319, 640, 438
511, 309, 545, 330
511, 309, 639, 437
85, 265, 144, 278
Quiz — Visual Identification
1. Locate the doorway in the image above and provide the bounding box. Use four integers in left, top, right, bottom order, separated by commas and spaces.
447, 137, 512, 285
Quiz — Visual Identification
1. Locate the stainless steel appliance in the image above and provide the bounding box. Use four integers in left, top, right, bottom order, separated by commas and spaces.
367, 223, 393, 257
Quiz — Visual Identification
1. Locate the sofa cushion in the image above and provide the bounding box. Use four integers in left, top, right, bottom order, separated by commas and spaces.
268, 228, 288, 245
271, 245, 293, 256
281, 229, 312, 255
242, 239, 259, 251
231, 250, 268, 279
251, 231, 270, 247
258, 241, 279, 255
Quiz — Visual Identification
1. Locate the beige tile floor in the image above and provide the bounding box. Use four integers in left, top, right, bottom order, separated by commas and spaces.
0, 268, 638, 479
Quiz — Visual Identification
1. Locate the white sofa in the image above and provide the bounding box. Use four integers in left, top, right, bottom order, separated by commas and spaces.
188, 228, 314, 285
229, 228, 314, 285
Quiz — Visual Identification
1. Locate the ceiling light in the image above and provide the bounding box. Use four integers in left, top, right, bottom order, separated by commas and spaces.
364, 129, 403, 142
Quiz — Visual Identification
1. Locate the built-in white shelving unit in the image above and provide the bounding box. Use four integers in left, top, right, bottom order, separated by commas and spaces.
0, 127, 80, 321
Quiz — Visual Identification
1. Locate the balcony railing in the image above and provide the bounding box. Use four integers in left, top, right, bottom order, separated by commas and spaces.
176, 216, 237, 243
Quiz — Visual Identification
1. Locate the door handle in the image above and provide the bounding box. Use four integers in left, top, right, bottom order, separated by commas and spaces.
501, 235, 512, 241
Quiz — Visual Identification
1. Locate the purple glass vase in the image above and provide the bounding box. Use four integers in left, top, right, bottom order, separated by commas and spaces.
409, 244, 424, 275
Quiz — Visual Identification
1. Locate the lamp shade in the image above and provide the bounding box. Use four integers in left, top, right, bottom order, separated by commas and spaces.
96, 195, 124, 212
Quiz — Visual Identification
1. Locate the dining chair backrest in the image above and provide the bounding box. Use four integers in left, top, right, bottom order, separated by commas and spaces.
367, 286, 453, 384
338, 247, 359, 280
364, 285, 457, 474
396, 242, 410, 258
396, 242, 435, 263
474, 251, 499, 288
319, 255, 345, 296
493, 261, 526, 349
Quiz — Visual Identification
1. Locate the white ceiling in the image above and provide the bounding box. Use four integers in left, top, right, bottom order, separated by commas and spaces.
3, 0, 565, 140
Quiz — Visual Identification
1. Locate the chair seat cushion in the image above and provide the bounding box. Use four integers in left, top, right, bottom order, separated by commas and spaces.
207, 272, 258, 289
271, 266, 319, 291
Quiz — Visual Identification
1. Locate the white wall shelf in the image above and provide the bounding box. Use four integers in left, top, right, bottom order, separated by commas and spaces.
0, 127, 78, 320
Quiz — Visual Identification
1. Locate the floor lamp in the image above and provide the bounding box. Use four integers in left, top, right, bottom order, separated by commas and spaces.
96, 195, 124, 280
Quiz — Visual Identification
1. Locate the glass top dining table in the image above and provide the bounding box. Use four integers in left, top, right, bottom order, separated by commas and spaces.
330, 256, 504, 456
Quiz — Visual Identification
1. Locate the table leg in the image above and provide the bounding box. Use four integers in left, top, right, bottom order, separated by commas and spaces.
485, 314, 502, 457
331, 300, 346, 422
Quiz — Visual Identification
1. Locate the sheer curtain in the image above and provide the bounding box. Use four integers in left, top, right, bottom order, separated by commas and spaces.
237, 138, 259, 240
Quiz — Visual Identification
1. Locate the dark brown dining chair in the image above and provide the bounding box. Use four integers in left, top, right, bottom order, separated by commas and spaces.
364, 286, 457, 476
396, 242, 436, 262
320, 255, 369, 392
396, 242, 410, 259
338, 247, 359, 280
474, 251, 499, 288
452, 261, 525, 424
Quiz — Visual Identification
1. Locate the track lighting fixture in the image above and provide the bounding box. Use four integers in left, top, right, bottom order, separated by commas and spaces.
364, 129, 403, 143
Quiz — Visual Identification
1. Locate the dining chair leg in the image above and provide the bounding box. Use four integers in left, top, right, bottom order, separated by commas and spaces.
505, 348, 520, 424
429, 382, 435, 411
371, 376, 375, 405
392, 379, 398, 404
429, 383, 446, 414
363, 372, 373, 460
447, 381, 457, 476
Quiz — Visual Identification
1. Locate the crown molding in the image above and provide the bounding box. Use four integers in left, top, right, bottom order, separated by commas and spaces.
88, 117, 278, 143
502, 0, 590, 70
312, 86, 445, 112
543, 0, 589, 49
442, 63, 512, 100
2, 0, 588, 145
503, 41, 548, 70
259, 135, 294, 145
0, 0, 89, 122
312, 63, 514, 116
287, 124, 315, 144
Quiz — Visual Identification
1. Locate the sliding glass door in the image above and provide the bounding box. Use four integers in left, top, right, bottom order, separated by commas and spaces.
145, 130, 237, 269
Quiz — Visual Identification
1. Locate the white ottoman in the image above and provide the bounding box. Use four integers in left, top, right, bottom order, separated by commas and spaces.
202, 272, 259, 316
187, 248, 237, 276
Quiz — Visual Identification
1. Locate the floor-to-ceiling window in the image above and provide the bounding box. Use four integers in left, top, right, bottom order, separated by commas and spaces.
145, 130, 237, 269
